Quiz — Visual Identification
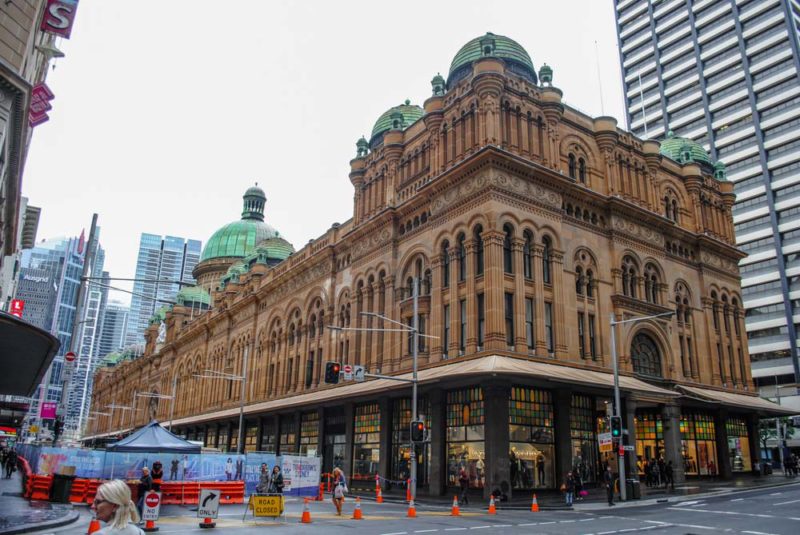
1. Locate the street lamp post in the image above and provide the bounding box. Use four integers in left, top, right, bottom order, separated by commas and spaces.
609, 310, 674, 502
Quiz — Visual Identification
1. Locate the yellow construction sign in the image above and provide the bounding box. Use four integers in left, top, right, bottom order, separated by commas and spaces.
245, 495, 284, 518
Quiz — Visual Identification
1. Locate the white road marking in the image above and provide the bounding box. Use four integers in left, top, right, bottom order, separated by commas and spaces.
769, 492, 782, 496
580, 518, 594, 521
468, 527, 491, 530
381, 532, 408, 535
599, 516, 614, 519
667, 507, 795, 520
444, 529, 467, 532
493, 526, 512, 528
561, 520, 576, 523
730, 498, 744, 502
618, 529, 637, 532
644, 521, 670, 525
675, 524, 715, 531
638, 527, 657, 531
742, 531, 780, 535
674, 500, 699, 506
415, 531, 439, 533
540, 521, 556, 525
517, 523, 539, 527
775, 498, 800, 506
597, 531, 617, 534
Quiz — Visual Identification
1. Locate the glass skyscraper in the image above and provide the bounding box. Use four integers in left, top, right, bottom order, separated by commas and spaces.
97, 299, 129, 358
125, 234, 202, 347
614, 0, 800, 409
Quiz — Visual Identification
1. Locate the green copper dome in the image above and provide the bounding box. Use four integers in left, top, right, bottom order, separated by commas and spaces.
200, 186, 282, 262
254, 236, 294, 265
175, 286, 211, 307
448, 32, 537, 87
370, 100, 424, 144
659, 131, 713, 168
148, 304, 171, 325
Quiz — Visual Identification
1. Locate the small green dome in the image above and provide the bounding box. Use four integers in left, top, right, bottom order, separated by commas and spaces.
370, 100, 424, 144
200, 186, 282, 262
149, 304, 171, 325
175, 286, 211, 307
659, 131, 713, 168
448, 32, 537, 87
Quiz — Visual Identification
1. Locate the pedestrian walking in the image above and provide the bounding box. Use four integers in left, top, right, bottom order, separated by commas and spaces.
234, 457, 243, 480
256, 464, 270, 494
4, 449, 17, 479
331, 467, 347, 516
573, 468, 584, 501
136, 467, 153, 519
604, 465, 615, 506
564, 471, 575, 506
665, 460, 675, 491
91, 479, 144, 535
458, 467, 470, 505
268, 465, 284, 495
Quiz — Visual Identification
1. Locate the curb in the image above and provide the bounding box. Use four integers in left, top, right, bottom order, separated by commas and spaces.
0, 510, 80, 535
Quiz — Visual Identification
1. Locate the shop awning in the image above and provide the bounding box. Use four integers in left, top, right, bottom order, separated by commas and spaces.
0, 311, 60, 397
167, 354, 677, 427
677, 385, 796, 416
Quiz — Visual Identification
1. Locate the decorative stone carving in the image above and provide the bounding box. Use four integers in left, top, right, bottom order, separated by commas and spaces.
700, 251, 739, 274
351, 227, 392, 259
610, 215, 665, 248
431, 171, 561, 215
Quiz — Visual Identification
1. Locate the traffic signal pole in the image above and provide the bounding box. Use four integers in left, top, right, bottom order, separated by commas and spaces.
411, 276, 419, 504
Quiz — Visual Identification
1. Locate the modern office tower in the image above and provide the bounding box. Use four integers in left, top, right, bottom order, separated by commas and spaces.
614, 0, 800, 409
97, 300, 129, 358
125, 234, 202, 347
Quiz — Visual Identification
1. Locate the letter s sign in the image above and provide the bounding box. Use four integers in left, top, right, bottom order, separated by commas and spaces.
40, 0, 79, 39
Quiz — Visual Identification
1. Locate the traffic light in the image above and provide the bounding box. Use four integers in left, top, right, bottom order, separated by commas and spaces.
610, 415, 622, 438
324, 362, 341, 384
411, 420, 425, 442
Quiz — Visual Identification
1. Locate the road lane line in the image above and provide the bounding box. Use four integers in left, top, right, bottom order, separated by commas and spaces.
742, 531, 779, 535
644, 521, 670, 525
540, 521, 556, 525
618, 529, 637, 532
444, 529, 467, 532
415, 530, 439, 533
597, 531, 617, 534
493, 526, 512, 528
469, 526, 491, 530
769, 492, 782, 496
561, 520, 576, 523
667, 507, 794, 519
730, 498, 744, 502
675, 524, 715, 530
638, 527, 657, 530
517, 524, 539, 527
775, 498, 800, 506
580, 518, 594, 521
381, 532, 408, 535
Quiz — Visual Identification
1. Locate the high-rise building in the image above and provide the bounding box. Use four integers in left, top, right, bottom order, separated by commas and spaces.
125, 235, 202, 347
613, 0, 800, 410
97, 300, 130, 359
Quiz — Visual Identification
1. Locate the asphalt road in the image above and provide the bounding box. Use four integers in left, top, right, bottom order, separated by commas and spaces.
35, 482, 800, 535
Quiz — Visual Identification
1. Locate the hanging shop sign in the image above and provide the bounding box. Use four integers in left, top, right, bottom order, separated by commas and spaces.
29, 84, 54, 127
40, 0, 80, 39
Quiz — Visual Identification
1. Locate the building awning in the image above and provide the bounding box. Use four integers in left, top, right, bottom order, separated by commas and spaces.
0, 311, 60, 397
167, 354, 677, 427
677, 385, 796, 416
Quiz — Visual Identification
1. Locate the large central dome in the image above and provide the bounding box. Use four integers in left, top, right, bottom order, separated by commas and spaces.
200, 185, 282, 262
448, 32, 537, 88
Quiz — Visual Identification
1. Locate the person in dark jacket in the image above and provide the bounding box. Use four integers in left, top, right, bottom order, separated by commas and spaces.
4, 449, 16, 479
604, 465, 615, 506
665, 460, 675, 490
564, 471, 576, 506
458, 467, 470, 505
136, 467, 153, 518
151, 461, 164, 491
268, 465, 284, 494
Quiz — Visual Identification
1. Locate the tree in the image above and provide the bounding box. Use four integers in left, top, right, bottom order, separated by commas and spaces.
759, 417, 796, 451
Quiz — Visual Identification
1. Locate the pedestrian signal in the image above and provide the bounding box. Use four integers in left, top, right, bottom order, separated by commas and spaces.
411, 420, 425, 442
324, 362, 341, 384
610, 415, 622, 438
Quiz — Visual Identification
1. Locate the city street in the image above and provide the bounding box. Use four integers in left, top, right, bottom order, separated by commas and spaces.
36, 482, 800, 535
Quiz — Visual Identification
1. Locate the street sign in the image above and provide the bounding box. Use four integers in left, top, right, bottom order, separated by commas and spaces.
197, 489, 220, 519
618, 446, 625, 456
9, 299, 24, 318
343, 364, 353, 381
353, 365, 365, 382
599, 432, 613, 453
142, 491, 161, 521
622, 445, 635, 452
64, 351, 76, 363
249, 495, 283, 517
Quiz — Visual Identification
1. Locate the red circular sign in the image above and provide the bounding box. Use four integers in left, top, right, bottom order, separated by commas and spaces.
64, 352, 76, 363
343, 365, 352, 373
144, 492, 160, 508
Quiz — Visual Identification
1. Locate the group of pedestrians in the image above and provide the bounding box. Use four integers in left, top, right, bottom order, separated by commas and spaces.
0, 446, 17, 478
643, 457, 675, 490
561, 468, 585, 506
784, 453, 800, 476
255, 463, 284, 494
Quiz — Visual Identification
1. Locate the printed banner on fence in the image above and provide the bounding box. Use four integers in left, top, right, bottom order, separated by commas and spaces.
280, 455, 321, 497
244, 452, 277, 496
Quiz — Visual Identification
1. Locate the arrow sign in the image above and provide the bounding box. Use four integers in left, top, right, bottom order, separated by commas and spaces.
202, 492, 217, 508
197, 488, 221, 519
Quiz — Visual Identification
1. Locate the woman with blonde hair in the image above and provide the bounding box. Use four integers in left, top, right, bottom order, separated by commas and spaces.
91, 479, 144, 534
331, 466, 347, 516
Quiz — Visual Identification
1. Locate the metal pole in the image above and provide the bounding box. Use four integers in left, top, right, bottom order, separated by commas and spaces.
776, 383, 784, 475
609, 313, 627, 501
168, 373, 177, 432
411, 276, 419, 503
238, 345, 249, 454
129, 390, 138, 430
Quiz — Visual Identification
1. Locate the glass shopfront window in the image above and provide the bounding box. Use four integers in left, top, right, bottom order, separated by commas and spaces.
300, 412, 320, 455
635, 412, 664, 475
279, 415, 297, 454
230, 427, 239, 453
218, 427, 229, 452
509, 386, 555, 489
681, 413, 718, 476
196, 428, 205, 445
570, 395, 597, 483
353, 403, 381, 484
726, 416, 752, 473
323, 408, 345, 474
392, 398, 430, 486
205, 427, 216, 449
260, 420, 276, 452
446, 387, 485, 489
245, 425, 258, 452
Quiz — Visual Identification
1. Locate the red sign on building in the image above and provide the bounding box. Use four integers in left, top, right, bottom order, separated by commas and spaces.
40, 0, 80, 39
9, 299, 24, 318
29, 83, 55, 127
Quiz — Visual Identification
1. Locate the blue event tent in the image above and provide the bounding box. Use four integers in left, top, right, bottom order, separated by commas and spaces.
106, 420, 200, 453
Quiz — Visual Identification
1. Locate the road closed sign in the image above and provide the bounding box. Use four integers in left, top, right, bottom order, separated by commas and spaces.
250, 495, 284, 517
142, 491, 161, 521
197, 489, 220, 519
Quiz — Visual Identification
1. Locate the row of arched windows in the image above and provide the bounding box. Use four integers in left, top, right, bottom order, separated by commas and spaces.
621, 256, 661, 305
568, 153, 587, 184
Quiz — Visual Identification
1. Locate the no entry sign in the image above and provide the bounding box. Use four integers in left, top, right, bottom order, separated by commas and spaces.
142, 491, 161, 521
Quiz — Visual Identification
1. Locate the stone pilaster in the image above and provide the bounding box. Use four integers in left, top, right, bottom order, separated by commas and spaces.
715, 410, 732, 479
482, 230, 506, 350
554, 390, 573, 485
661, 404, 685, 484
484, 382, 511, 499
428, 389, 446, 496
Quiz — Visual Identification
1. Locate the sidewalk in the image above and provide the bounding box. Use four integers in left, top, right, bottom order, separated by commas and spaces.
0, 469, 79, 535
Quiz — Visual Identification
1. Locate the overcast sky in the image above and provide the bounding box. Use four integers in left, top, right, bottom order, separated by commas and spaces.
22, 0, 625, 304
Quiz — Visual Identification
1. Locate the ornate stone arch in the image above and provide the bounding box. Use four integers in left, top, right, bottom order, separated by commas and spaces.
629, 330, 664, 378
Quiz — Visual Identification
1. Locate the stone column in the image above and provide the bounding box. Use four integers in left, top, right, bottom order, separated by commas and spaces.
428, 389, 446, 496
343, 402, 355, 481
483, 230, 506, 350
661, 404, 685, 484
465, 240, 478, 353
624, 399, 638, 478
379, 398, 392, 489
532, 244, 548, 356
370, 284, 381, 372
354, 289, 365, 367
552, 251, 568, 357
448, 248, 460, 356
746, 414, 761, 475
554, 390, 573, 485
484, 382, 511, 500
430, 254, 444, 357
512, 238, 527, 352
383, 276, 397, 372
715, 409, 732, 479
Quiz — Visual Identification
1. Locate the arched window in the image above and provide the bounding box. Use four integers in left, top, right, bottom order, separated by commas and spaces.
423, 269, 432, 295
542, 236, 552, 284
631, 332, 662, 378
457, 233, 466, 282
503, 223, 514, 274
578, 158, 586, 183
523, 230, 533, 279
622, 257, 637, 298
644, 264, 659, 304
671, 199, 678, 223
309, 315, 316, 339
568, 153, 576, 179
722, 295, 730, 333
732, 298, 741, 336
474, 225, 484, 276
575, 266, 584, 295
711, 291, 719, 330
441, 241, 450, 287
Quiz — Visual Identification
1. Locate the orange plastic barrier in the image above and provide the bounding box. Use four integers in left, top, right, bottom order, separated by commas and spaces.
182, 482, 199, 505
199, 481, 244, 504
30, 475, 53, 501
160, 482, 183, 505
69, 478, 88, 503
85, 479, 101, 504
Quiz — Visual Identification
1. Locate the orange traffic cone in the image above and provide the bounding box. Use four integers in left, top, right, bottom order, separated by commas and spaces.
488, 495, 497, 515
531, 493, 539, 512
87, 517, 101, 534
301, 497, 312, 524
143, 519, 158, 532
376, 487, 384, 504
407, 498, 417, 518
352, 497, 363, 520
198, 517, 216, 529
451, 495, 460, 516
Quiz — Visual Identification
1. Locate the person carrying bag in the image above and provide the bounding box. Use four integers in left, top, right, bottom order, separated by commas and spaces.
331, 467, 347, 516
